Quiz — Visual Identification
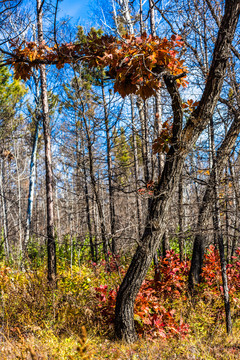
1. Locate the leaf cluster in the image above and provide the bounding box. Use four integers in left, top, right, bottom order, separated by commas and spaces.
8, 32, 187, 99
152, 120, 173, 154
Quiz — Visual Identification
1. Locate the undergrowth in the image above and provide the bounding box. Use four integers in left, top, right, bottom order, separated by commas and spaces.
0, 246, 239, 359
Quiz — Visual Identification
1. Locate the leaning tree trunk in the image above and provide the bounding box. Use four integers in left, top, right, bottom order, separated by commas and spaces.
114, 1, 239, 342
37, 0, 56, 284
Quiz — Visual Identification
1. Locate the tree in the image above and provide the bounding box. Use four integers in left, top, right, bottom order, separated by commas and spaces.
156, 0, 239, 335
21, 66, 40, 253
36, 0, 56, 285
2, 0, 239, 343
114, 0, 239, 342
189, 109, 240, 289
0, 64, 26, 258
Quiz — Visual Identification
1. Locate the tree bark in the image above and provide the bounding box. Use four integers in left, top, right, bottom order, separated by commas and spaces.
225, 163, 231, 264
82, 112, 108, 261
0, 158, 9, 258
162, 230, 170, 258
115, 0, 239, 342
37, 0, 56, 284
210, 117, 232, 334
101, 80, 116, 254
228, 157, 240, 258
130, 95, 142, 241
178, 174, 184, 262
80, 123, 95, 261
24, 111, 40, 255
149, 0, 163, 278
136, 98, 150, 185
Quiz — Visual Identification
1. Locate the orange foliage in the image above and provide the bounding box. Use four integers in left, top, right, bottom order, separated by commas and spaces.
8, 32, 187, 98
181, 99, 199, 112
152, 120, 173, 154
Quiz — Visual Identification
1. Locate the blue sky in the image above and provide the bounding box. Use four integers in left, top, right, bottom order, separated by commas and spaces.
58, 0, 90, 21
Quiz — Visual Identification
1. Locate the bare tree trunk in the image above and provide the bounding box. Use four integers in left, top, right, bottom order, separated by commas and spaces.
149, 0, 163, 278
115, 0, 144, 242
55, 186, 61, 243
228, 157, 239, 258
0, 159, 9, 258
24, 115, 40, 254
83, 162, 95, 260
210, 117, 232, 334
149, 0, 156, 37
189, 104, 240, 289
82, 115, 108, 261
137, 98, 150, 185
37, 0, 56, 284
208, 122, 218, 247
79, 123, 95, 261
14, 150, 23, 256
154, 91, 164, 176
178, 174, 184, 261
130, 95, 142, 241
225, 164, 231, 264
115, 0, 134, 33
162, 230, 170, 258
92, 197, 99, 262
189, 110, 240, 289
101, 80, 116, 254
139, 0, 143, 35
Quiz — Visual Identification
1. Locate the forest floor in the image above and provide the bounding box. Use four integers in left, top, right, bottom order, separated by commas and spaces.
0, 247, 239, 359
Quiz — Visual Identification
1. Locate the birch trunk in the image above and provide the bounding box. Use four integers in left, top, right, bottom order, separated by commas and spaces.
24, 117, 40, 253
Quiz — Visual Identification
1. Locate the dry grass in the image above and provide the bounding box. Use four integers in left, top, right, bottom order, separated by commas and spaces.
0, 259, 239, 359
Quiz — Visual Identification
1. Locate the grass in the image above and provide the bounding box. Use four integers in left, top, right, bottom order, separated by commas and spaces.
0, 249, 239, 359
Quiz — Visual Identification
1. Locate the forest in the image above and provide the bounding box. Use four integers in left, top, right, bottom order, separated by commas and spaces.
0, 0, 240, 358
